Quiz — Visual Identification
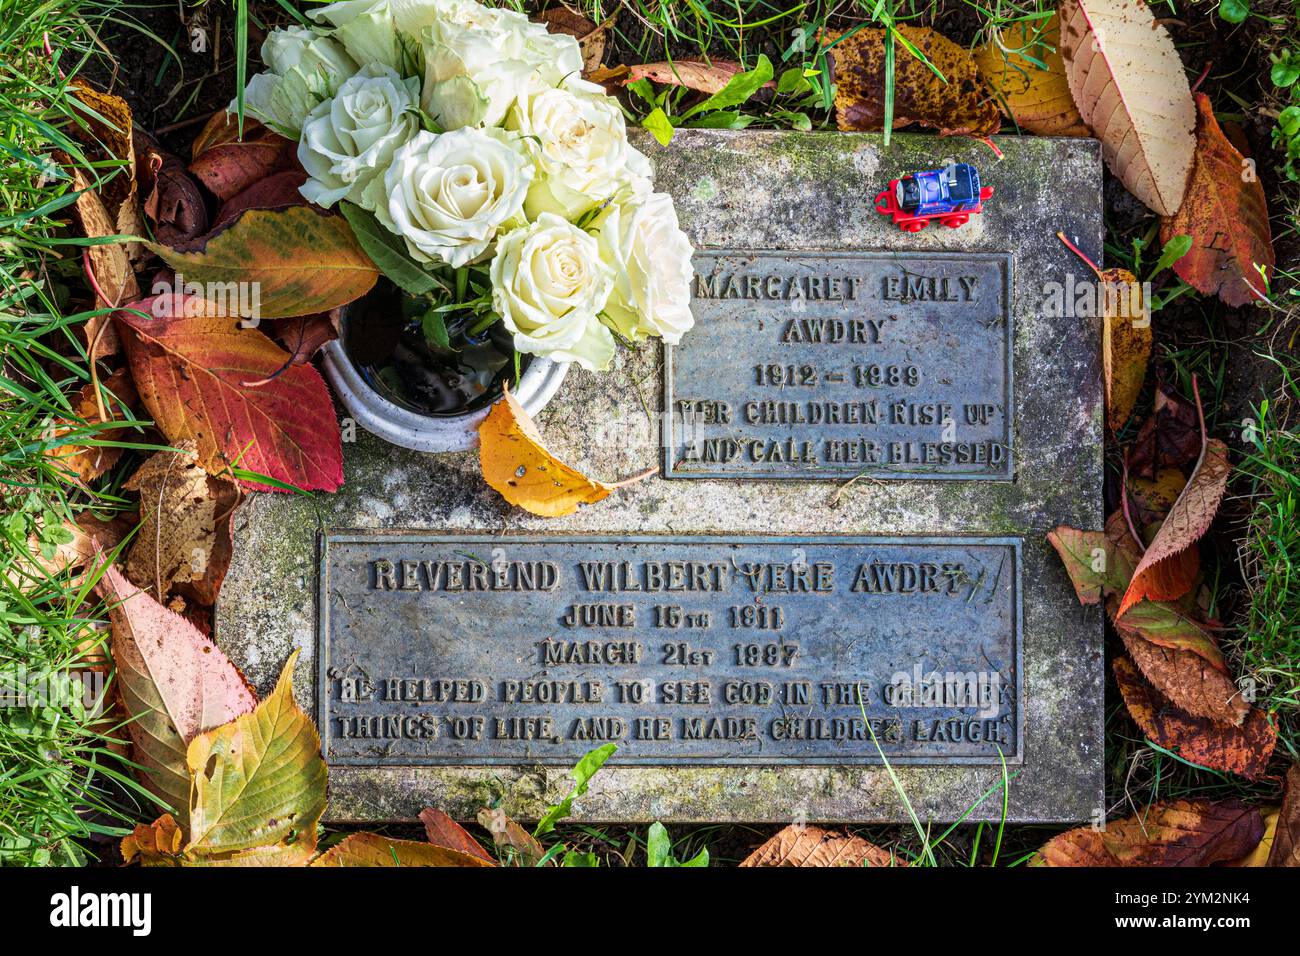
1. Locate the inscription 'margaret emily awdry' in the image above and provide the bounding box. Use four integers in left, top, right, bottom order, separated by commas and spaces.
319, 535, 1022, 767
664, 250, 1014, 480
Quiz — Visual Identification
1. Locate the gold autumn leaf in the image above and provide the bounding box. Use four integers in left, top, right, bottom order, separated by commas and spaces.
45, 368, 137, 484
183, 650, 327, 864
123, 441, 240, 606
120, 814, 185, 866
740, 824, 902, 867
973, 14, 1088, 136
1033, 799, 1264, 866
478, 384, 655, 517
824, 25, 1000, 137
1059, 0, 1195, 216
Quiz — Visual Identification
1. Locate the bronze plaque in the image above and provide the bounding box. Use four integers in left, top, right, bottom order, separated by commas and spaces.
318, 534, 1022, 767
664, 250, 1013, 479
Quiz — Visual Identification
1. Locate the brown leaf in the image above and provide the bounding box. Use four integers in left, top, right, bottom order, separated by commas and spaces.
1128, 382, 1201, 479
1159, 93, 1274, 306
69, 82, 136, 212
1268, 763, 1300, 866
973, 14, 1089, 136
1226, 808, 1277, 867
536, 7, 610, 74
69, 166, 139, 311
213, 169, 308, 229
419, 808, 495, 864
311, 832, 496, 867
123, 441, 240, 606
1119, 439, 1229, 618
1030, 828, 1117, 866
1046, 523, 1136, 605
12, 511, 131, 585
188, 126, 298, 202
1112, 596, 1225, 670
273, 312, 339, 367
138, 137, 210, 247
1113, 656, 1276, 778
1128, 467, 1188, 527
1035, 800, 1264, 866
624, 60, 755, 97
1116, 615, 1249, 726
1059, 0, 1195, 215
479, 384, 654, 517
121, 814, 185, 866
1103, 800, 1263, 866
1098, 268, 1151, 433
824, 25, 1000, 137
741, 824, 901, 867
476, 807, 545, 866
45, 368, 138, 483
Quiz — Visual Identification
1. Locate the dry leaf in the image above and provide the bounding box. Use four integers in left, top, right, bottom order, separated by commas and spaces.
98, 562, 257, 821
123, 441, 240, 606
625, 60, 755, 96
188, 125, 297, 202
121, 814, 185, 865
1100, 267, 1150, 432
1268, 763, 1300, 866
1034, 799, 1264, 866
138, 136, 210, 247
740, 824, 901, 867
1118, 439, 1229, 618
45, 368, 138, 483
419, 808, 495, 864
825, 25, 1000, 137
1159, 93, 1273, 306
311, 832, 496, 867
1059, 0, 1195, 215
477, 807, 545, 865
1046, 523, 1137, 605
1116, 616, 1249, 726
69, 167, 139, 311
69, 82, 136, 211
1113, 656, 1276, 778
973, 14, 1088, 136
536, 7, 610, 73
1128, 467, 1188, 527
478, 384, 654, 517
1128, 382, 1201, 479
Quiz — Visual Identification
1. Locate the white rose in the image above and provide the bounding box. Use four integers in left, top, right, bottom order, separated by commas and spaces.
298, 66, 420, 210
509, 78, 652, 219
420, 3, 581, 128
594, 192, 695, 345
365, 127, 532, 268
234, 27, 357, 137
490, 213, 615, 371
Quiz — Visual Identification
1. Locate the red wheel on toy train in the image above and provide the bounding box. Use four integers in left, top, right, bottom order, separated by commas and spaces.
907, 219, 928, 232
943, 214, 969, 228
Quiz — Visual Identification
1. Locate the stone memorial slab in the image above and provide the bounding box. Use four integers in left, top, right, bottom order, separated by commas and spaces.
217, 129, 1105, 824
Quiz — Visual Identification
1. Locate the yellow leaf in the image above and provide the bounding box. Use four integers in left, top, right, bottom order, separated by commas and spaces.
973, 15, 1088, 137
1225, 808, 1279, 867
310, 832, 496, 867
183, 650, 326, 863
1099, 267, 1151, 433
478, 384, 655, 517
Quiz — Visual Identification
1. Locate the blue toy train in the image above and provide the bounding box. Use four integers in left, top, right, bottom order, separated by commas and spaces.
874, 163, 993, 232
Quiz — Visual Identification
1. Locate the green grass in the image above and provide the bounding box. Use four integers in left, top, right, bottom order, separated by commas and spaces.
0, 0, 154, 865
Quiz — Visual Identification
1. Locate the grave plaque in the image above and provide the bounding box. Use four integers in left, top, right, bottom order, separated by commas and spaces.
218, 130, 1106, 824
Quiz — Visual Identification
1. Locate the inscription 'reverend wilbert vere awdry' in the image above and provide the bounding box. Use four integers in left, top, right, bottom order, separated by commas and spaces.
664, 251, 1013, 479
319, 535, 1022, 766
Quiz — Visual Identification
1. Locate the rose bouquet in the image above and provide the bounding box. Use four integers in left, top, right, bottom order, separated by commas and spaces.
234, 0, 694, 387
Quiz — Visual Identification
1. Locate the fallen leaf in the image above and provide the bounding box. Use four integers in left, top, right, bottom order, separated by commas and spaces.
311, 832, 496, 867
479, 384, 654, 517
184, 651, 327, 863
213, 168, 308, 229
1112, 596, 1225, 670
69, 167, 139, 311
272, 312, 338, 367
1127, 467, 1188, 527
69, 82, 136, 211
123, 441, 240, 606
98, 563, 256, 822
1113, 655, 1276, 778
1226, 809, 1278, 867
1119, 439, 1229, 617
1100, 268, 1151, 433
1128, 381, 1201, 478
1159, 93, 1274, 306
191, 110, 252, 160
151, 205, 379, 319
1116, 612, 1248, 726
477, 807, 545, 866
1103, 800, 1263, 866
824, 25, 1001, 137
1268, 763, 1300, 866
625, 60, 754, 96
114, 294, 344, 492
536, 7, 609, 74
419, 808, 495, 864
188, 125, 297, 202
45, 368, 138, 483
1034, 799, 1264, 866
740, 824, 901, 867
1059, 0, 1196, 215
11, 511, 131, 586
120, 814, 185, 866
138, 136, 210, 247
1046, 524, 1136, 604
973, 14, 1089, 136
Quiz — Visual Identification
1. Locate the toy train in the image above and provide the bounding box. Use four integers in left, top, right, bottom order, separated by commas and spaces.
874, 163, 993, 232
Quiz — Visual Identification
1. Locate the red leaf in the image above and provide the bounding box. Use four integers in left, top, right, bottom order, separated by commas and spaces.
98, 562, 256, 819
1159, 94, 1274, 307
419, 808, 495, 863
114, 294, 343, 492
273, 312, 338, 367
189, 128, 298, 202
214, 169, 308, 229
